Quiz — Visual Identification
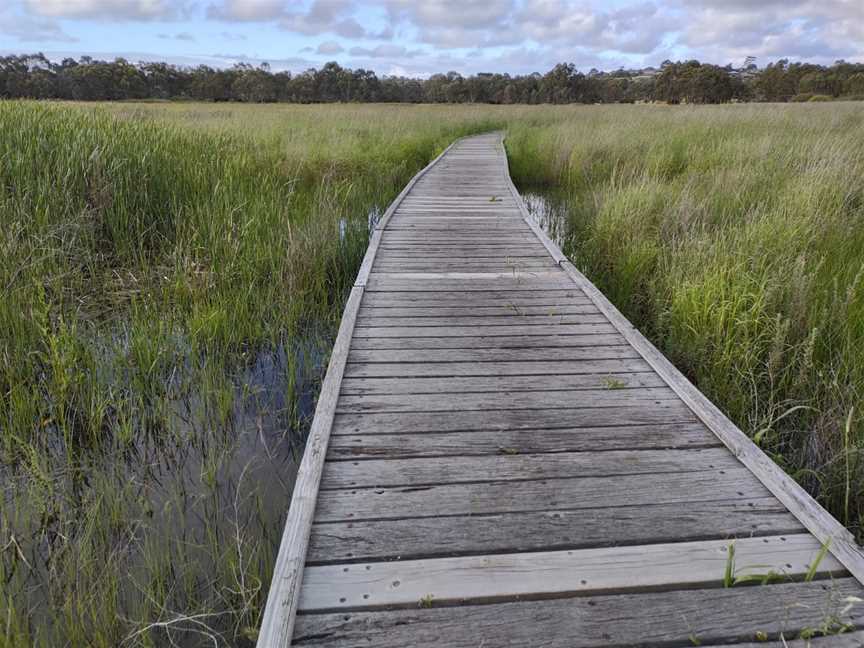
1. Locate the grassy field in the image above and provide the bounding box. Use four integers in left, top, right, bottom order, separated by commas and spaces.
1, 100, 863, 646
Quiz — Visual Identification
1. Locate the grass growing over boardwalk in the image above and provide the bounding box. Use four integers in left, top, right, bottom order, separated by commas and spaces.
506, 102, 864, 539
0, 101, 502, 647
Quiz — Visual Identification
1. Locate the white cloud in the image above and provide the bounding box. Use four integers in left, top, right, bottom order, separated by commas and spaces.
158, 31, 195, 41
383, 0, 519, 48
24, 0, 189, 20
675, 0, 864, 64
207, 0, 285, 21
208, 0, 368, 37
0, 4, 76, 41
317, 40, 344, 54
349, 43, 422, 58
385, 0, 514, 29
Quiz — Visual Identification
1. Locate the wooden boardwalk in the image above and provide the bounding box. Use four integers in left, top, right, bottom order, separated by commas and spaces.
259, 133, 864, 647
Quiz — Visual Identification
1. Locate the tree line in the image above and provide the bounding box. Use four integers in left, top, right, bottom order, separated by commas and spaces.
3, 54, 864, 104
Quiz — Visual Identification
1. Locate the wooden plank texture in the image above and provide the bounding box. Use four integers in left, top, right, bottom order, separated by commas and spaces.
334, 386, 678, 413
293, 579, 864, 647
332, 403, 699, 434
320, 447, 738, 489
307, 498, 803, 563
326, 422, 720, 459
297, 534, 842, 611
348, 333, 630, 350
314, 467, 772, 522
338, 371, 665, 394
342, 357, 655, 378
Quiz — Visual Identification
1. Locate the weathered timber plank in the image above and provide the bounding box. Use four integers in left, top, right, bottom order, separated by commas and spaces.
342, 358, 653, 378
365, 279, 576, 292
375, 250, 553, 258
334, 386, 679, 414
326, 422, 719, 459
292, 579, 864, 647
357, 304, 600, 317
375, 250, 555, 262
377, 244, 550, 252
398, 199, 518, 203
348, 334, 629, 350
379, 238, 542, 244
297, 535, 841, 611
400, 196, 517, 202
388, 216, 524, 222
351, 323, 618, 338
379, 234, 537, 241
354, 314, 609, 327
307, 498, 803, 563
320, 447, 738, 489
360, 295, 592, 309
362, 288, 588, 302
369, 271, 561, 279
332, 403, 697, 434
371, 262, 557, 272
348, 345, 637, 362
314, 467, 769, 522
386, 218, 525, 224
339, 371, 663, 394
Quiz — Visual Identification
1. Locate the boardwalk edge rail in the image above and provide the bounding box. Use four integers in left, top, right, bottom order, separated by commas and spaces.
256, 137, 463, 648
499, 131, 864, 585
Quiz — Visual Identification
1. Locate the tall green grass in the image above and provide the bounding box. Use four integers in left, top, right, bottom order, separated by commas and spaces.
0, 101, 503, 647
506, 103, 864, 537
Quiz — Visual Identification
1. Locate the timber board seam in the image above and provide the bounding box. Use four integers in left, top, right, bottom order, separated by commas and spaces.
256, 134, 470, 648
499, 131, 864, 584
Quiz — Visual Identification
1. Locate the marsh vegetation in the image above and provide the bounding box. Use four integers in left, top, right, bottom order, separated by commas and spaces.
1, 100, 863, 646
509, 102, 864, 540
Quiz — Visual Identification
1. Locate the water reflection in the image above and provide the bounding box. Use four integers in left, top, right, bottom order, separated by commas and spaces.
521, 189, 571, 247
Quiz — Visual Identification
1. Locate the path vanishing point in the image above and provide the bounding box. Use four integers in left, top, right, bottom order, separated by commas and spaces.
257, 132, 864, 647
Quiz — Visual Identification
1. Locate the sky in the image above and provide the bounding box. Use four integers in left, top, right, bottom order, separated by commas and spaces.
1, 0, 862, 76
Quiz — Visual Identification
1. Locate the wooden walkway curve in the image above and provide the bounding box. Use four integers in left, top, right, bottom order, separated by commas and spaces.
258, 133, 864, 647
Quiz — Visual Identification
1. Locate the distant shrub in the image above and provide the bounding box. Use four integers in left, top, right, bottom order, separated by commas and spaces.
791, 93, 813, 102
808, 94, 833, 102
